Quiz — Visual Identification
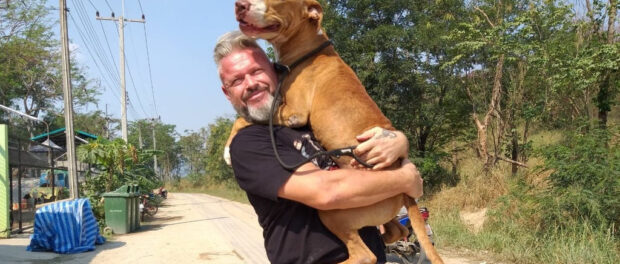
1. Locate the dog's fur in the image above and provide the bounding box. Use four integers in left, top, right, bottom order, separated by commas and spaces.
229, 1, 443, 263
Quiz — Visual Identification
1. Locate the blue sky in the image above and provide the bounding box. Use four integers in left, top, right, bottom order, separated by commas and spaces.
48, 0, 247, 134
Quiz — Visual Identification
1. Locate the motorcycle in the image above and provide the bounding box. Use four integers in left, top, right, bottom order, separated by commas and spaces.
385, 207, 434, 264
139, 193, 159, 221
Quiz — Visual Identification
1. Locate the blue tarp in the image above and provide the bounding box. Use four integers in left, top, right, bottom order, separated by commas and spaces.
27, 198, 106, 254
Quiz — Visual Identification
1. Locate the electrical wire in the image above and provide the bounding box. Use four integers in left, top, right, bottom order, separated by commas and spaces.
67, 11, 121, 103
136, 0, 159, 117
70, 0, 121, 86
141, 12, 159, 117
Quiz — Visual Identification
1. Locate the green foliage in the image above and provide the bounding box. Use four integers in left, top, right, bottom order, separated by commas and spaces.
77, 138, 161, 195
412, 151, 457, 193
127, 120, 180, 181
537, 128, 619, 229
78, 138, 161, 224
204, 117, 235, 187
0, 0, 99, 136
178, 128, 208, 176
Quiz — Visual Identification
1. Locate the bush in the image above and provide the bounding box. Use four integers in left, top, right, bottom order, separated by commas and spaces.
412, 151, 456, 194
538, 128, 619, 230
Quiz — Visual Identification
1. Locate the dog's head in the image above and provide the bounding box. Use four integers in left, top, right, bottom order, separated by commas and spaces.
235, 0, 323, 43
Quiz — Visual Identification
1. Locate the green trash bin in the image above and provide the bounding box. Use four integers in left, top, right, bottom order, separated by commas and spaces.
131, 184, 141, 231
102, 185, 132, 234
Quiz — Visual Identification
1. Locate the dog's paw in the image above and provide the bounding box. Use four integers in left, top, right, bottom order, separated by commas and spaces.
286, 115, 301, 127
223, 146, 232, 166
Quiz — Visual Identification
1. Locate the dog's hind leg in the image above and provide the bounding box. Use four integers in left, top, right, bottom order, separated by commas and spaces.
323, 226, 376, 264
381, 218, 409, 244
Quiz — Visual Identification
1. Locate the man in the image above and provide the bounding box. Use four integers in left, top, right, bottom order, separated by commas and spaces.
214, 31, 423, 264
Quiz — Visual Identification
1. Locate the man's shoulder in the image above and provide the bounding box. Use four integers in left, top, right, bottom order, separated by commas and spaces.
232, 124, 269, 145
234, 125, 308, 141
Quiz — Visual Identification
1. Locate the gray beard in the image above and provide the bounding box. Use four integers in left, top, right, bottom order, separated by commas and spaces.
234, 93, 276, 124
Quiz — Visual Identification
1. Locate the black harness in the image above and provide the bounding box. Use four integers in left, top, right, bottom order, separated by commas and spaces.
268, 40, 373, 170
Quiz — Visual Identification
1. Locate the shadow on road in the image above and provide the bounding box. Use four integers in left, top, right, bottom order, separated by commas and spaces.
0, 240, 126, 264
137, 216, 230, 233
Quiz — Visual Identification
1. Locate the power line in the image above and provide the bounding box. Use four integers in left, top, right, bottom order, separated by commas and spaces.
70, 0, 121, 86
141, 9, 159, 117
67, 11, 120, 102
103, 0, 114, 13
125, 55, 150, 118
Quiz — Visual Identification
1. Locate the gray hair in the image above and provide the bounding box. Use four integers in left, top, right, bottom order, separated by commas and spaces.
213, 31, 263, 70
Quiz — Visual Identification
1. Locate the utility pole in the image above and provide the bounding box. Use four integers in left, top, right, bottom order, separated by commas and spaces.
96, 0, 145, 142
59, 0, 79, 199
151, 117, 159, 180
138, 123, 143, 149
104, 104, 110, 139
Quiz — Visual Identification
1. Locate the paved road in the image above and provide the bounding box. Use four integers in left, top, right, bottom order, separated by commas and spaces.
0, 192, 492, 264
0, 192, 269, 264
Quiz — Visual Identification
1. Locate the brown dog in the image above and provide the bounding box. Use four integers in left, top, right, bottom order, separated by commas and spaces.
230, 1, 444, 263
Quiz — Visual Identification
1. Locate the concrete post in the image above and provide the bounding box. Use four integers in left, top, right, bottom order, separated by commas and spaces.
0, 124, 10, 238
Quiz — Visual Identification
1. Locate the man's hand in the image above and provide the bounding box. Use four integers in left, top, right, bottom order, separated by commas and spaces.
351, 127, 409, 170
400, 159, 423, 199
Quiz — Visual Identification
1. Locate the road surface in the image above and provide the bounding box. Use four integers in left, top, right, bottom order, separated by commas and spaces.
0, 192, 493, 263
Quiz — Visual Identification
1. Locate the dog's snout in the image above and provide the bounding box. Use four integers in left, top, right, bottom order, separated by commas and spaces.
235, 0, 250, 16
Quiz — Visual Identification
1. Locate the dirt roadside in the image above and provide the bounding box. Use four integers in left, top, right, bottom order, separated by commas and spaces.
0, 193, 495, 264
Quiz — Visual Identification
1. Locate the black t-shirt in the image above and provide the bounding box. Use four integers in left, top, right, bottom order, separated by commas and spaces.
230, 125, 386, 264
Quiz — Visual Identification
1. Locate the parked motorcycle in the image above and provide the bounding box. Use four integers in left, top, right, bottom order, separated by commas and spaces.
139, 194, 158, 221
385, 207, 434, 264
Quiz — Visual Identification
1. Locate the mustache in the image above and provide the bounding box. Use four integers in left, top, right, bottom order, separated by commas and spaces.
241, 85, 270, 101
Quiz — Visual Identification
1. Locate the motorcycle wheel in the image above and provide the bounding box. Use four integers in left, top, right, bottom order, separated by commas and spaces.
145, 203, 158, 216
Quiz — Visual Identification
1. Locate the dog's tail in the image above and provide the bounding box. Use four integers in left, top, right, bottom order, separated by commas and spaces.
405, 197, 444, 264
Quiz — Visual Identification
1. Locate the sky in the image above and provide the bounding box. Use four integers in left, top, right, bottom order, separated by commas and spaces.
47, 0, 248, 135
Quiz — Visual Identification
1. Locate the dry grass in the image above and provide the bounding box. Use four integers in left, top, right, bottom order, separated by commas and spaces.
428, 149, 512, 211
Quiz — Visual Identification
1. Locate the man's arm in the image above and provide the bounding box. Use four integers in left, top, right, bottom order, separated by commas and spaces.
278, 159, 422, 211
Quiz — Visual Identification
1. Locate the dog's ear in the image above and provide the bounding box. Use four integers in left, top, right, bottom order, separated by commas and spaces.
307, 3, 323, 24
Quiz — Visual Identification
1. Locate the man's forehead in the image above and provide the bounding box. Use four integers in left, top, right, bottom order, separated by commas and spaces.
225, 48, 266, 67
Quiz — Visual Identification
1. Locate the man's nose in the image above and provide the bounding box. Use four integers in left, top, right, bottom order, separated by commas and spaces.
243, 74, 259, 90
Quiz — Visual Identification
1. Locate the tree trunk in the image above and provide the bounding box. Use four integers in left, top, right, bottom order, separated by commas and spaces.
417, 128, 428, 158
598, 0, 617, 129
522, 119, 530, 162
479, 54, 505, 168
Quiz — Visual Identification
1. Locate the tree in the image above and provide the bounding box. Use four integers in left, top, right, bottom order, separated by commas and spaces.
204, 117, 234, 187
178, 128, 208, 176
0, 0, 98, 137
128, 119, 181, 181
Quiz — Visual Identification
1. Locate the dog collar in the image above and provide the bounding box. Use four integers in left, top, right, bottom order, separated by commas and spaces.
273, 39, 333, 77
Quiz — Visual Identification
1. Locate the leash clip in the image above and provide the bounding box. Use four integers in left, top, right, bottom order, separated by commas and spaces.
329, 146, 373, 168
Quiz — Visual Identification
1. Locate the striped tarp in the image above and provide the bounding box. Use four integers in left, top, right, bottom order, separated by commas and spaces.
27, 198, 106, 254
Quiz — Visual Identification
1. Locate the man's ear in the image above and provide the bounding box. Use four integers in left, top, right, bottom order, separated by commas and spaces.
308, 4, 323, 23
222, 85, 231, 101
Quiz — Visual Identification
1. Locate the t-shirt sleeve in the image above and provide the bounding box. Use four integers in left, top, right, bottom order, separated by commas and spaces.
230, 126, 308, 201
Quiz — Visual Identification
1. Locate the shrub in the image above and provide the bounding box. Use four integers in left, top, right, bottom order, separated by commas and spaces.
538, 128, 619, 230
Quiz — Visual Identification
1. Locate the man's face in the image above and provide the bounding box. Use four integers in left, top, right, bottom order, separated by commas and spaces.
219, 47, 278, 123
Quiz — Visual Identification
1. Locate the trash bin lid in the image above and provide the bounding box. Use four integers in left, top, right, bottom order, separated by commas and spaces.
102, 191, 132, 197
115, 185, 130, 193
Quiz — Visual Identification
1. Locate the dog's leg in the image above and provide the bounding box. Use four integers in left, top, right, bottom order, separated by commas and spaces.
319, 212, 376, 264
224, 117, 252, 166
381, 218, 409, 244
